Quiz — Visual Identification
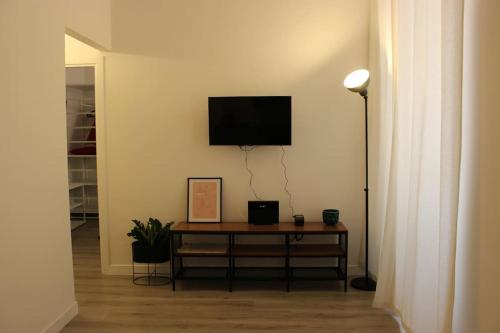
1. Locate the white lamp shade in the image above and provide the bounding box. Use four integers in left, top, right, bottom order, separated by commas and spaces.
343, 69, 370, 93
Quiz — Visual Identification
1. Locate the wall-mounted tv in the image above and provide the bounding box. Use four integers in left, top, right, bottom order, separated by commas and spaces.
208, 96, 291, 146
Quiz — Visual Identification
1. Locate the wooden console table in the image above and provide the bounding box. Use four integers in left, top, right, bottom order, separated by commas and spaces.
170, 222, 348, 292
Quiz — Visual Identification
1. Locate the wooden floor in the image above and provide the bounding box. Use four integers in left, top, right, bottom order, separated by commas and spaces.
63, 221, 399, 333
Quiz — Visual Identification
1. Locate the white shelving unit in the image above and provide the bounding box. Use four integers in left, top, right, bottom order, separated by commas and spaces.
66, 67, 98, 231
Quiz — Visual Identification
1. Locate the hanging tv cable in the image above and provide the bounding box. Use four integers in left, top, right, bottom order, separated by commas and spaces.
280, 146, 295, 217
240, 146, 262, 200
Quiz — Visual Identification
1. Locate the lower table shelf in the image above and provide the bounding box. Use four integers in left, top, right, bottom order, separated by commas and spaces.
290, 267, 345, 280
176, 267, 228, 280
290, 244, 345, 257
232, 244, 286, 257
174, 266, 346, 282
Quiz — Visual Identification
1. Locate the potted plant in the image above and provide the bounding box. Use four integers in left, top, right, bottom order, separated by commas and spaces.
127, 218, 174, 263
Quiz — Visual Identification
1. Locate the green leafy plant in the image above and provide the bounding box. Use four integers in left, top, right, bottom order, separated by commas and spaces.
127, 218, 174, 248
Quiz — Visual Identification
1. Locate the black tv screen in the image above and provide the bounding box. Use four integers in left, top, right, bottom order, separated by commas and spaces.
209, 96, 291, 145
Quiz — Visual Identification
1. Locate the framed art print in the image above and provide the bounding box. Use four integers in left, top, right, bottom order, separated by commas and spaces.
187, 177, 222, 223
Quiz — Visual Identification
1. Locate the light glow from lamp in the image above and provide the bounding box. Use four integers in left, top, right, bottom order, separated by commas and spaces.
344, 69, 370, 94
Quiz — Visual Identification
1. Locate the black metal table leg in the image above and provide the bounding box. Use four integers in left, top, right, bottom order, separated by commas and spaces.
170, 233, 176, 291
344, 233, 348, 292
228, 233, 232, 292
179, 233, 184, 273
286, 234, 290, 292
231, 234, 236, 283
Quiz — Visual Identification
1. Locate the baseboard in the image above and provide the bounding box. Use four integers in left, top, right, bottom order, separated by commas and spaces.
386, 309, 408, 333
348, 264, 363, 277
347, 266, 378, 281
105, 263, 129, 275
42, 301, 78, 333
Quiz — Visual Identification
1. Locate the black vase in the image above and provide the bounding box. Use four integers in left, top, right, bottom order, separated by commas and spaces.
132, 241, 170, 263
322, 209, 340, 225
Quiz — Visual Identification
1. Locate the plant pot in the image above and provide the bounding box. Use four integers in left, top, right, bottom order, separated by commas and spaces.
132, 241, 170, 263
322, 209, 340, 226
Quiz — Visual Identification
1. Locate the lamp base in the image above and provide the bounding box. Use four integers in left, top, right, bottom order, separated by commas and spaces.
351, 276, 377, 291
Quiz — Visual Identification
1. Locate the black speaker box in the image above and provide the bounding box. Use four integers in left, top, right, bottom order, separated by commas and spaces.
248, 201, 279, 225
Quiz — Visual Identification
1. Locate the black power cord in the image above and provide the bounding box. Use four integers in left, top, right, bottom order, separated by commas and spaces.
240, 146, 262, 200
293, 234, 304, 241
280, 146, 295, 217
280, 147, 303, 242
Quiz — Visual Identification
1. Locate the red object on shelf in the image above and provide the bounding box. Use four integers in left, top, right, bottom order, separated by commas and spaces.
69, 146, 96, 155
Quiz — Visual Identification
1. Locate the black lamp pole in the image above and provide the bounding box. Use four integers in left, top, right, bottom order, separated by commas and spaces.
350, 90, 377, 291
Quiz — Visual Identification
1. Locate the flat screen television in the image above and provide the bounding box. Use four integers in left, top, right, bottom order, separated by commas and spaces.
208, 96, 291, 145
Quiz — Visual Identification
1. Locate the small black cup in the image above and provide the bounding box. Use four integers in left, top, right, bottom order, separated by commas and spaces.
322, 209, 339, 225
293, 214, 304, 226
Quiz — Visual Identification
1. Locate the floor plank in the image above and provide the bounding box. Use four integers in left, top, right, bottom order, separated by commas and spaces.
63, 221, 399, 333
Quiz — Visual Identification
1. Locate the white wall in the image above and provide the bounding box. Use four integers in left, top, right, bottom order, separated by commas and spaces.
65, 34, 102, 63
0, 1, 111, 332
66, 0, 112, 50
0, 1, 77, 332
104, 0, 370, 273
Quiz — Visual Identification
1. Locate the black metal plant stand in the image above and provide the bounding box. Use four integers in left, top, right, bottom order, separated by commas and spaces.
132, 260, 171, 286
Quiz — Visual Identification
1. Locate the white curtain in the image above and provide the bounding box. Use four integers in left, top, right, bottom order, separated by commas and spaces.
453, 1, 500, 332
371, 0, 464, 332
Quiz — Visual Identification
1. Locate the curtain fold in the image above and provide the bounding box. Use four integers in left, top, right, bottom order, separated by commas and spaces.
371, 0, 464, 332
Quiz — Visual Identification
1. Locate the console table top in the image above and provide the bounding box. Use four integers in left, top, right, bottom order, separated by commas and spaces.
171, 221, 347, 234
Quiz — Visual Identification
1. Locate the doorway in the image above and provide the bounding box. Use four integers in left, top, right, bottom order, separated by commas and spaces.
65, 65, 102, 273
66, 66, 98, 231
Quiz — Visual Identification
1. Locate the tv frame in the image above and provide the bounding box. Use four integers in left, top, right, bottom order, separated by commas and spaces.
208, 96, 292, 146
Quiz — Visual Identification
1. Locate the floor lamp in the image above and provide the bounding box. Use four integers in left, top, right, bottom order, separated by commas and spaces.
344, 69, 377, 291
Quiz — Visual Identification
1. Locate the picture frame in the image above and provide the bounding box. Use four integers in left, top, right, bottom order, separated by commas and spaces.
187, 177, 222, 223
